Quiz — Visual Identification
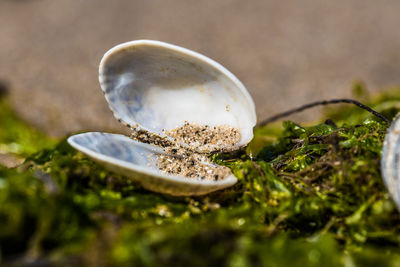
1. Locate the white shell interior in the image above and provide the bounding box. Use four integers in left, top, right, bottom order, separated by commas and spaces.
67, 132, 237, 196
381, 114, 400, 209
99, 40, 256, 150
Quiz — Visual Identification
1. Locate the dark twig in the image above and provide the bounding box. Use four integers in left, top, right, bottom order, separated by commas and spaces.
257, 99, 391, 126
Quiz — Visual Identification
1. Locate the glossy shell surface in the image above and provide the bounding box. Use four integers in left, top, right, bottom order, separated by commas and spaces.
382, 114, 400, 208
99, 40, 256, 151
68, 40, 258, 196
68, 132, 237, 196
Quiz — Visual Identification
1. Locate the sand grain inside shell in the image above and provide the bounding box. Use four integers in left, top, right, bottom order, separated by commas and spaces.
131, 122, 241, 181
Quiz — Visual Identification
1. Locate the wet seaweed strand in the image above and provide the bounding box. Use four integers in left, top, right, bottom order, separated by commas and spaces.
258, 99, 391, 126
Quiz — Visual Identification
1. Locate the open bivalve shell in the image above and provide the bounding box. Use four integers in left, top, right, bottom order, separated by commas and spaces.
68, 40, 256, 196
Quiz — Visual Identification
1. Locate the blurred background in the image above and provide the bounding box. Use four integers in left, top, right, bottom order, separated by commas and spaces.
1, 0, 400, 136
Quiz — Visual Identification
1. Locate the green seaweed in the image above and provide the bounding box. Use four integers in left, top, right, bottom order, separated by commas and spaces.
1, 86, 400, 266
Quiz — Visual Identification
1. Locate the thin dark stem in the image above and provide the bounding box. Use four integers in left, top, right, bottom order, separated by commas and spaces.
257, 99, 391, 126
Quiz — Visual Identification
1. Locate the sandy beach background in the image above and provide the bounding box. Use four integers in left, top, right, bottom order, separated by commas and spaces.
1, 0, 400, 136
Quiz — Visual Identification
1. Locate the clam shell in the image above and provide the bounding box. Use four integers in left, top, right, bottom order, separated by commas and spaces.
67, 132, 237, 196
99, 40, 256, 151
381, 114, 400, 208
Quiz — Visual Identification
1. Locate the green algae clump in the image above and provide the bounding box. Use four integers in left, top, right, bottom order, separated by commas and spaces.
1, 86, 400, 266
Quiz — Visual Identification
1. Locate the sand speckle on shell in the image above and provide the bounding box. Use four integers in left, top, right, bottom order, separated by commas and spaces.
163, 122, 241, 154
130, 122, 241, 181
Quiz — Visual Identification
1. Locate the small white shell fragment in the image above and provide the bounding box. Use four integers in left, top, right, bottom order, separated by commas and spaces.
381, 114, 400, 208
99, 40, 256, 151
67, 132, 237, 196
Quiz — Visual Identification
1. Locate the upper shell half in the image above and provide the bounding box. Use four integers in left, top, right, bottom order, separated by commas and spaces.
99, 40, 257, 150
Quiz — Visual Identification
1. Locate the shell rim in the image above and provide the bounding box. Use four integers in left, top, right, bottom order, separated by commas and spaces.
381, 114, 399, 204
67, 132, 238, 187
